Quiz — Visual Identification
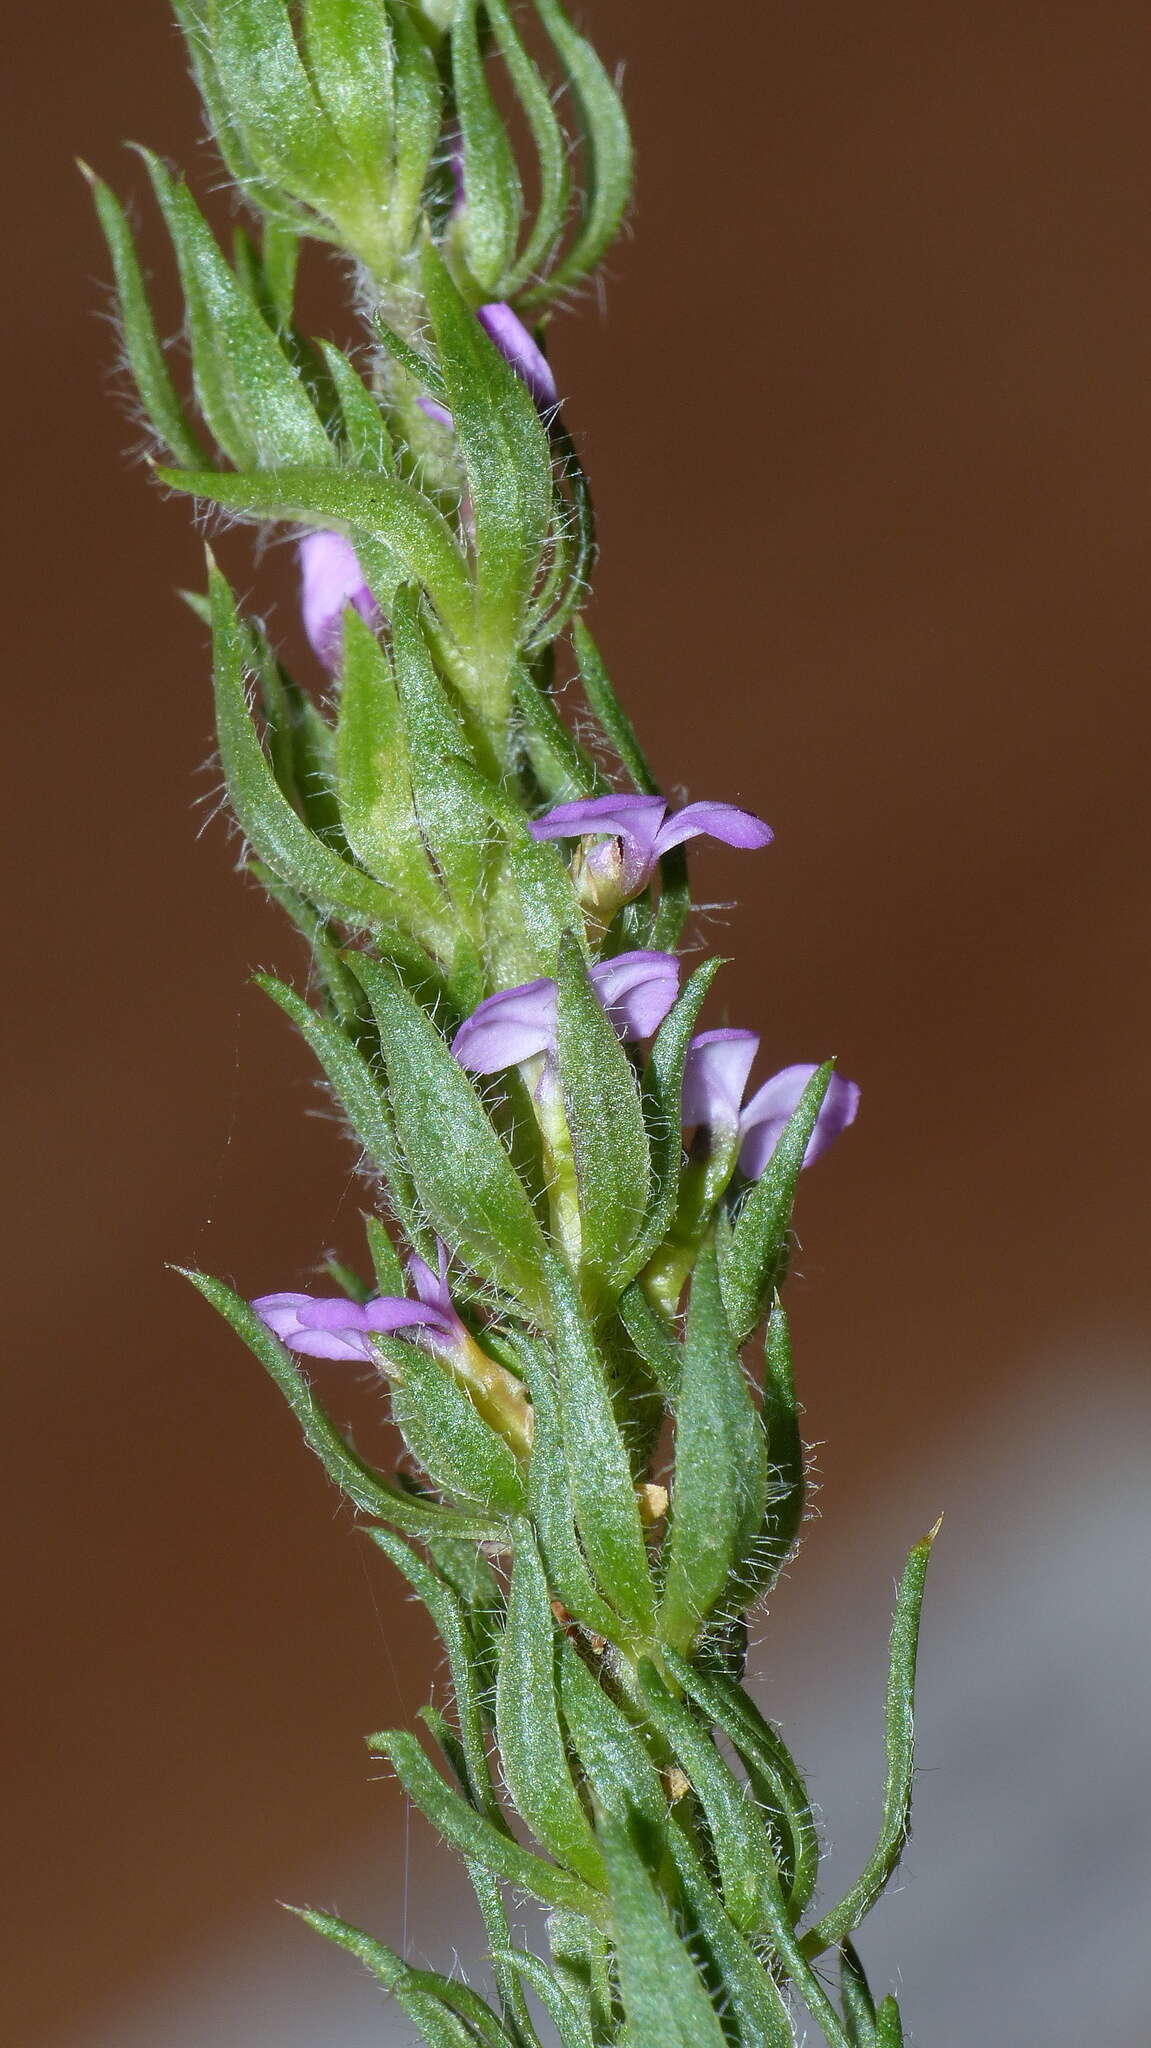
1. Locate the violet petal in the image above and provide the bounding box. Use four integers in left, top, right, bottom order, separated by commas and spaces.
477, 302, 558, 410
681, 1028, 761, 1131
653, 800, 774, 857
251, 1290, 373, 1362
589, 950, 681, 1040
738, 1064, 861, 1180
451, 977, 558, 1072
297, 530, 379, 670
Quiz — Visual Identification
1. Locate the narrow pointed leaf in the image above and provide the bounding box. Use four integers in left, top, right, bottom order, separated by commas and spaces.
207, 0, 345, 208
663, 1824, 796, 2048
841, 1942, 878, 2047
661, 1646, 820, 1917
316, 339, 394, 470
507, 1334, 625, 1642
555, 935, 651, 1288
390, 588, 490, 918
638, 1659, 779, 1936
571, 619, 658, 795
451, 0, 523, 292
875, 1997, 905, 2047
87, 172, 206, 466
659, 1246, 768, 1653
335, 609, 453, 950
292, 1909, 513, 2047
598, 1816, 728, 2048
495, 1525, 605, 1884
166, 469, 473, 648
721, 1061, 836, 1343
208, 563, 430, 935
351, 954, 550, 1313
558, 1638, 665, 1836
423, 240, 553, 699
485, 0, 570, 295
531, 0, 632, 298
301, 0, 394, 176
802, 1526, 938, 1957
547, 1257, 655, 1631
375, 1334, 527, 1515
369, 1730, 610, 1926
490, 1949, 594, 2048
179, 1271, 498, 1534
142, 152, 332, 466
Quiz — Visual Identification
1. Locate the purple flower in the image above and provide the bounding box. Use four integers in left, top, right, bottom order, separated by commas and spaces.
528, 794, 772, 903
417, 301, 558, 432
297, 529, 380, 670
682, 1029, 860, 1178
452, 949, 681, 1074
253, 1243, 465, 1363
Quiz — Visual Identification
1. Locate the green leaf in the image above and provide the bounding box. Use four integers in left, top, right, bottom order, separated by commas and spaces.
364, 1212, 405, 1294
555, 935, 651, 1291
389, 0, 444, 238
422, 240, 553, 708
801, 1525, 939, 1958
179, 1271, 502, 1538
720, 1062, 836, 1344
660, 1647, 820, 1919
368, 1730, 610, 1927
301, 0, 394, 181
206, 0, 346, 213
743, 1300, 806, 1601
141, 152, 333, 468
875, 1997, 905, 2048
292, 1909, 515, 2047
489, 1949, 594, 2048
659, 1247, 768, 1654
316, 339, 394, 469
495, 1525, 605, 1884
334, 609, 455, 953
507, 1334, 624, 1642
558, 1638, 666, 1837
368, 1528, 502, 1817
165, 469, 474, 649
616, 957, 723, 1287
390, 588, 490, 922
208, 567, 433, 942
350, 954, 550, 1314
376, 1334, 527, 1515
484, 0, 570, 297
637, 1659, 779, 1936
598, 1816, 728, 2048
663, 1823, 796, 2048
450, 0, 523, 293
532, 0, 632, 298
514, 664, 603, 805
616, 1282, 681, 1396
840, 1942, 878, 2047
570, 619, 658, 795
256, 972, 430, 1251
86, 170, 206, 467
546, 1257, 655, 1632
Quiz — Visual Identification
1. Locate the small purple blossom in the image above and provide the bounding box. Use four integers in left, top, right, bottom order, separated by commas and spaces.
682, 1029, 860, 1178
451, 949, 681, 1075
528, 794, 772, 902
253, 1243, 465, 1362
297, 529, 380, 671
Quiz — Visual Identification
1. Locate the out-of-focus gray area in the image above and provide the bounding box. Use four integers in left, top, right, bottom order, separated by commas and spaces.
80, 1361, 1151, 2048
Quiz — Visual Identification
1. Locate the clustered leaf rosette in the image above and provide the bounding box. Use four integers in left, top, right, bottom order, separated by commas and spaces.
97, 2, 938, 2042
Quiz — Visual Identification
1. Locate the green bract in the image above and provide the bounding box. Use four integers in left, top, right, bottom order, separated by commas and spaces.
93, 1, 935, 2041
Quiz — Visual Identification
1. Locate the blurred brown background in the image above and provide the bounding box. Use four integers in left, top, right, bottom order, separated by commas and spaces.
5, 1, 1150, 2042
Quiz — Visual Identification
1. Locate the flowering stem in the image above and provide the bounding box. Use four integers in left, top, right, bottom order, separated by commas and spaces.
91, 3, 936, 2041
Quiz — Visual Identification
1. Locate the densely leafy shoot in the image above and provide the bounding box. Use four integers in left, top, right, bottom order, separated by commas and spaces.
94, 0, 930, 2040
